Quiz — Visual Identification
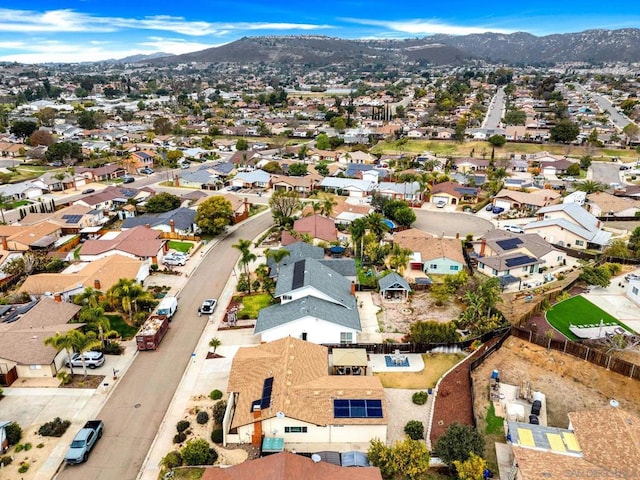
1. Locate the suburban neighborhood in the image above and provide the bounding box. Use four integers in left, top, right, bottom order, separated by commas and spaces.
0, 44, 640, 480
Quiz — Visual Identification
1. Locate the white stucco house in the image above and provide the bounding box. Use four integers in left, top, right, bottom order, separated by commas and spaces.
255, 258, 361, 344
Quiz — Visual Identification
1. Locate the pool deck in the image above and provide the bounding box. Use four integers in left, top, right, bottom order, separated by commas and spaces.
369, 354, 425, 373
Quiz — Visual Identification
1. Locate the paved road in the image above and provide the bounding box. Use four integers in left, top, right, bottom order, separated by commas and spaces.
591, 162, 621, 186
572, 84, 633, 131
56, 212, 274, 480
483, 86, 506, 130
413, 209, 494, 238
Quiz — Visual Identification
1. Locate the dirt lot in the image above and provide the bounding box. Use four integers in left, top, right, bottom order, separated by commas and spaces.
374, 291, 462, 337
472, 336, 640, 430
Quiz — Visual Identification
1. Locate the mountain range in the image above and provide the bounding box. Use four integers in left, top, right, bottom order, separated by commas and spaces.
140, 28, 640, 66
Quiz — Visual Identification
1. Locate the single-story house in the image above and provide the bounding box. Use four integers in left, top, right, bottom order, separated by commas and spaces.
393, 229, 466, 275
430, 181, 479, 205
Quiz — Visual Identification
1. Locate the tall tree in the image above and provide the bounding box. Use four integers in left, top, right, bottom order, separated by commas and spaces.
269, 190, 300, 227
44, 331, 77, 375
365, 212, 389, 241
195, 196, 233, 235
265, 248, 290, 277
233, 239, 257, 294
67, 330, 102, 380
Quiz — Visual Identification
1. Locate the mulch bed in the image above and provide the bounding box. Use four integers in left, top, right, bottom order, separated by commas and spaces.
60, 374, 106, 389
429, 336, 501, 446
206, 352, 225, 359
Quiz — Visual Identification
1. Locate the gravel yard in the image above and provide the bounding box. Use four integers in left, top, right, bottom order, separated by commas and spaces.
384, 388, 433, 445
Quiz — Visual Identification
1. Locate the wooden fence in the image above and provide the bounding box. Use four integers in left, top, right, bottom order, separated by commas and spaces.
510, 326, 640, 381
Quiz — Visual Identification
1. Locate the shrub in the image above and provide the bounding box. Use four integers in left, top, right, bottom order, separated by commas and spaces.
209, 389, 223, 400
0, 387, 3, 398
404, 420, 425, 440
212, 400, 227, 425
150, 263, 159, 272
176, 420, 190, 433
211, 429, 223, 444
412, 391, 428, 405
37, 443, 44, 448
196, 411, 209, 425
38, 417, 71, 437
15, 444, 24, 453
57, 371, 72, 385
161, 451, 183, 469
102, 342, 124, 355
173, 432, 187, 444
18, 462, 29, 473
5, 422, 22, 446
181, 438, 218, 466
0, 456, 12, 467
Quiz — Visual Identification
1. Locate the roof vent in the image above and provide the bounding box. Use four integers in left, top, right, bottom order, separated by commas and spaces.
311, 454, 321, 463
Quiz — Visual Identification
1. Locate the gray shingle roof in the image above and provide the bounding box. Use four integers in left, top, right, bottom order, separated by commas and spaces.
275, 258, 355, 308
378, 272, 411, 292
122, 207, 196, 231
255, 295, 361, 333
266, 242, 324, 277
318, 259, 356, 277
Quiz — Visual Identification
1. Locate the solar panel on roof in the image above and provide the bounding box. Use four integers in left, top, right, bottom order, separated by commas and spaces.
292, 260, 305, 290
63, 214, 82, 224
496, 238, 523, 250
260, 377, 273, 409
333, 399, 383, 418
505, 255, 537, 268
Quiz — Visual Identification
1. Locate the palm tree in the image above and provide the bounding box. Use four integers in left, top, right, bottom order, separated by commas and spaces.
575, 180, 607, 194
208, 337, 222, 355
265, 248, 290, 277
365, 212, 389, 241
388, 244, 412, 275
349, 217, 368, 259
44, 331, 76, 376
233, 239, 257, 293
73, 287, 102, 308
68, 330, 102, 380
320, 196, 337, 217
106, 278, 147, 323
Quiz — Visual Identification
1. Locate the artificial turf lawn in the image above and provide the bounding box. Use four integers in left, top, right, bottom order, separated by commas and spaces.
545, 295, 627, 340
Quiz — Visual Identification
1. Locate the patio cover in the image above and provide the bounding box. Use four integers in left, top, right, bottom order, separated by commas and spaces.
333, 348, 368, 368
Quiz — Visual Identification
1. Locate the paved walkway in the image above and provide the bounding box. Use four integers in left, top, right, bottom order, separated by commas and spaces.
356, 291, 382, 343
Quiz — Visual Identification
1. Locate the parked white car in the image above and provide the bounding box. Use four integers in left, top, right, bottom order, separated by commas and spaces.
504, 224, 524, 234
66, 352, 105, 369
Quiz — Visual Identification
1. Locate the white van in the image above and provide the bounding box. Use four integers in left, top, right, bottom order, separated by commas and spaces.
157, 296, 178, 320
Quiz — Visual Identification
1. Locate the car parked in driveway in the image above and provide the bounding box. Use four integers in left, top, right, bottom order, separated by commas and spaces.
139, 167, 154, 175
435, 200, 446, 208
625, 273, 640, 281
66, 352, 105, 369
81, 188, 95, 194
162, 255, 186, 266
492, 206, 505, 214
504, 224, 524, 234
122, 176, 135, 184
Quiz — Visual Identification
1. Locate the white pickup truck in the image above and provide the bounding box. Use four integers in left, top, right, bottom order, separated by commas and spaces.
64, 420, 104, 465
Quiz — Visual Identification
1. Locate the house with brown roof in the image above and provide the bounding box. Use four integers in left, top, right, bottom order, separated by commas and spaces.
0, 297, 82, 380
586, 191, 640, 217
271, 173, 322, 195
124, 150, 156, 174
76, 164, 127, 182
78, 226, 166, 263
507, 407, 640, 480
393, 228, 466, 275
282, 215, 338, 246
201, 451, 382, 480
430, 181, 479, 205
224, 337, 386, 451
0, 221, 62, 251
492, 189, 561, 213
18, 254, 147, 301
19, 204, 105, 233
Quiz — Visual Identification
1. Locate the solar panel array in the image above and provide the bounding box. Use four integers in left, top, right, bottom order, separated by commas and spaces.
292, 260, 306, 289
250, 377, 274, 412
62, 214, 83, 224
333, 399, 383, 418
496, 238, 523, 250
505, 255, 537, 268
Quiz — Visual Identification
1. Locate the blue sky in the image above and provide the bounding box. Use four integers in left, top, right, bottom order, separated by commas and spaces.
1, 2, 639, 63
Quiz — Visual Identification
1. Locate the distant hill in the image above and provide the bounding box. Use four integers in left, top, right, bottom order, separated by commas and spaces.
109, 52, 174, 63
142, 29, 640, 66
145, 36, 470, 66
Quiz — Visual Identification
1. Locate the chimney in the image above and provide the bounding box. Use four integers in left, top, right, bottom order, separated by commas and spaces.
53, 293, 62, 303
480, 238, 486, 257
94, 279, 101, 290
169, 219, 175, 233
1, 236, 7, 250
145, 223, 151, 229
251, 407, 262, 447
351, 281, 356, 296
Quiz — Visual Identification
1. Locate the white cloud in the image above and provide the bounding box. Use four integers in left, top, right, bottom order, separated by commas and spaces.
343, 18, 514, 36
0, 8, 333, 36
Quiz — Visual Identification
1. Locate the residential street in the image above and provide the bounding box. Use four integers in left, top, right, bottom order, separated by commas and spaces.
55, 212, 273, 480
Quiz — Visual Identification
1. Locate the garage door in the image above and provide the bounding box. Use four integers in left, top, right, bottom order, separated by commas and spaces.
432, 196, 448, 205
494, 199, 511, 211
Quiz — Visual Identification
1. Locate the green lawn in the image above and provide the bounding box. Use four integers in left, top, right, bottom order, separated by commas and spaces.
237, 293, 272, 318
545, 295, 630, 340
355, 258, 377, 287
168, 240, 193, 253
106, 314, 139, 340
485, 402, 505, 435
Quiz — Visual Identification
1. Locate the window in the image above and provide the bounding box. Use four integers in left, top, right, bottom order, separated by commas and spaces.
284, 426, 307, 433
575, 240, 584, 246
557, 256, 564, 262
429, 263, 438, 270
522, 266, 528, 272
633, 287, 639, 296
449, 265, 459, 271
340, 332, 353, 344
492, 269, 498, 276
